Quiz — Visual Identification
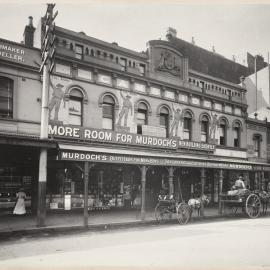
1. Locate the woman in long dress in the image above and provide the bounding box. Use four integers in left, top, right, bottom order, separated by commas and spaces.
13, 188, 26, 215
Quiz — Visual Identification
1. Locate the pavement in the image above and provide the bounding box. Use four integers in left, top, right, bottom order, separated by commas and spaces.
0, 206, 268, 238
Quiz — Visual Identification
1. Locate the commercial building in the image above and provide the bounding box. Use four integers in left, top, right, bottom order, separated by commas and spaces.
0, 14, 269, 222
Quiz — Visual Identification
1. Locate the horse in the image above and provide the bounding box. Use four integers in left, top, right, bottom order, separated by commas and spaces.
187, 194, 210, 218
257, 191, 270, 215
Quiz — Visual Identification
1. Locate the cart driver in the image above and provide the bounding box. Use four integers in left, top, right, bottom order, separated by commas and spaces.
233, 176, 246, 190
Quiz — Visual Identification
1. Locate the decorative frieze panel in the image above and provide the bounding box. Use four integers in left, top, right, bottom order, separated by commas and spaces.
203, 100, 212, 108
234, 107, 241, 116
134, 83, 146, 93
164, 90, 175, 99
225, 105, 232, 113
214, 103, 222, 111
55, 63, 71, 75
150, 86, 161, 96
179, 94, 188, 103
191, 97, 200, 105
77, 69, 92, 80
98, 74, 112, 85
117, 78, 129, 89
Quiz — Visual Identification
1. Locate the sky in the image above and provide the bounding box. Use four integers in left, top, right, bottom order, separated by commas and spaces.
0, 0, 270, 66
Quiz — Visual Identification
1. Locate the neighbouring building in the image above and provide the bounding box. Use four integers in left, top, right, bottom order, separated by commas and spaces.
0, 17, 57, 214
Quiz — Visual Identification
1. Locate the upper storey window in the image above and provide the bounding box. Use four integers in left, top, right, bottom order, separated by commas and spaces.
102, 95, 115, 130
69, 89, 83, 126
75, 44, 83, 60
119, 58, 127, 71
137, 102, 148, 135
0, 77, 13, 118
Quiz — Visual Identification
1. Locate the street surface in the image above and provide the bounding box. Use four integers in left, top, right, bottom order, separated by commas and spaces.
0, 217, 270, 270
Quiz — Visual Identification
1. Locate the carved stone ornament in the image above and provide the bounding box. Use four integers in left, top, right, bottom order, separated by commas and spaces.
157, 50, 181, 76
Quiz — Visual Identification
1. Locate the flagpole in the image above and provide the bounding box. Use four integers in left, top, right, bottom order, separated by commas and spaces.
267, 52, 270, 106
255, 55, 257, 112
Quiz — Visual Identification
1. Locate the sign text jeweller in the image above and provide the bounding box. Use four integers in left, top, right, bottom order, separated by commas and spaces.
49, 124, 216, 151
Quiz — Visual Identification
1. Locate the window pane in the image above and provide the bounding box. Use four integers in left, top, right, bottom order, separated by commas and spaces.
69, 99, 81, 116
0, 77, 13, 118
183, 130, 190, 140
103, 104, 113, 119
102, 118, 113, 130
69, 114, 81, 126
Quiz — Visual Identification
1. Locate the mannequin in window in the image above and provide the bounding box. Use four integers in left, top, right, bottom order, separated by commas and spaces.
48, 78, 65, 121
117, 91, 132, 127
170, 103, 182, 137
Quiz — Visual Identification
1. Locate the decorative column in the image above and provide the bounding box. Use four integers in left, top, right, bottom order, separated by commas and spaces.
213, 170, 219, 203
83, 162, 89, 227
255, 172, 259, 190
218, 169, 224, 215
169, 167, 174, 196
140, 165, 147, 220
200, 168, 206, 217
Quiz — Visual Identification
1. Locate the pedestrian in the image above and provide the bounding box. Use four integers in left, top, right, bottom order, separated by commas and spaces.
13, 188, 27, 215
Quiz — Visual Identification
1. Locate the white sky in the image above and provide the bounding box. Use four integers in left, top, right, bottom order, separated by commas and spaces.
0, 0, 270, 65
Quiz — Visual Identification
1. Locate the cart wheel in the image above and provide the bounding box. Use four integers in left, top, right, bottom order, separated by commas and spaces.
245, 194, 261, 218
155, 203, 167, 222
176, 202, 190, 225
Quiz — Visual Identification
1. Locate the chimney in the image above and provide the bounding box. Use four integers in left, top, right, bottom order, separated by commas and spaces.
23, 16, 35, 48
166, 27, 177, 41
232, 55, 236, 62
212, 46, 215, 53
191, 37, 195, 45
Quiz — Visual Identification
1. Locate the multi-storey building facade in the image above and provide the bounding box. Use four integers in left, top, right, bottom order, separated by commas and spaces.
0, 16, 269, 220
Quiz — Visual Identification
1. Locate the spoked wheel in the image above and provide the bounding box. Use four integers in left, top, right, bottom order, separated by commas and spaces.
245, 194, 261, 218
155, 203, 170, 222
176, 202, 190, 225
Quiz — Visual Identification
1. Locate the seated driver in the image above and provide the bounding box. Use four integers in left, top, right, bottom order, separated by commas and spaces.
233, 176, 246, 190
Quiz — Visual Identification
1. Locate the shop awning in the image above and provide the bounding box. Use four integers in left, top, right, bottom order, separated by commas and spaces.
58, 143, 270, 171
0, 132, 58, 149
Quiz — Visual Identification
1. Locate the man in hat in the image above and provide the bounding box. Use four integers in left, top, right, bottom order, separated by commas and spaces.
48, 78, 65, 121
234, 176, 246, 190
117, 90, 132, 127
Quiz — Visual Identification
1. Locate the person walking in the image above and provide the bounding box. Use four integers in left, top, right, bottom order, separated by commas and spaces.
13, 188, 27, 215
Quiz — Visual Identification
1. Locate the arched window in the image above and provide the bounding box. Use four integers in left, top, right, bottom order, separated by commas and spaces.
137, 102, 148, 134
0, 77, 13, 118
102, 95, 115, 130
159, 106, 169, 137
201, 115, 209, 142
219, 119, 227, 146
253, 134, 262, 157
233, 121, 241, 147
69, 89, 83, 125
183, 111, 192, 140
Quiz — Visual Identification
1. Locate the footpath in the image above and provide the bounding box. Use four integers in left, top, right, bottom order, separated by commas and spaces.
0, 207, 267, 238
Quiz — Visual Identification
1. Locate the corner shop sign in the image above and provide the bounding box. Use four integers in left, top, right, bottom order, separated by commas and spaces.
59, 150, 253, 170
49, 124, 215, 151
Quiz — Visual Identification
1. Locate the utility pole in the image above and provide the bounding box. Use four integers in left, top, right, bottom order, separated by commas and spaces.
37, 3, 57, 227
255, 55, 258, 112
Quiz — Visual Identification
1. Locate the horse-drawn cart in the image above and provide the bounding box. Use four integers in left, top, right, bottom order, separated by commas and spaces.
220, 189, 261, 218
154, 195, 190, 224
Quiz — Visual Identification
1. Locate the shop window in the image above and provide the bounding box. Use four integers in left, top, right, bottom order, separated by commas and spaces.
137, 102, 148, 134
253, 134, 262, 157
183, 111, 192, 140
102, 95, 115, 130
68, 89, 83, 126
201, 115, 209, 143
219, 119, 227, 146
160, 106, 169, 137
233, 122, 241, 147
75, 44, 83, 60
0, 76, 13, 118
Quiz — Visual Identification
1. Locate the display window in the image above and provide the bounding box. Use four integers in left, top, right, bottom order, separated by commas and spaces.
46, 163, 141, 211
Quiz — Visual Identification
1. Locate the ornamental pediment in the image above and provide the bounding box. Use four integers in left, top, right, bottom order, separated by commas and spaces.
147, 41, 188, 82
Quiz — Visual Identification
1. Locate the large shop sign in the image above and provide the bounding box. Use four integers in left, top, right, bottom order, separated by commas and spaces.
49, 124, 215, 151
59, 150, 253, 170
